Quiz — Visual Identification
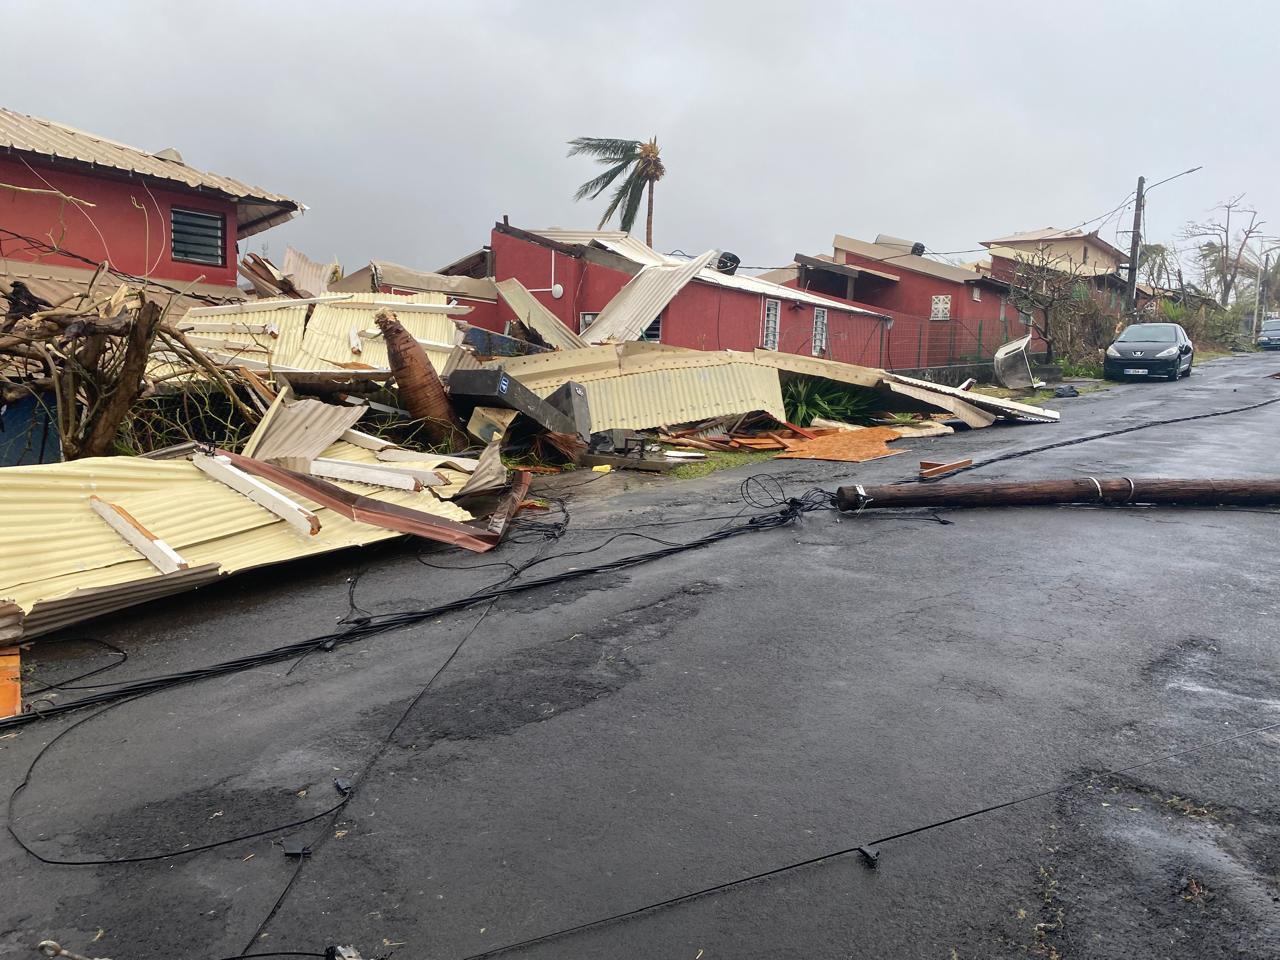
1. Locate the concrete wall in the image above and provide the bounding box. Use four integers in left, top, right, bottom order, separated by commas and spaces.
0, 156, 239, 286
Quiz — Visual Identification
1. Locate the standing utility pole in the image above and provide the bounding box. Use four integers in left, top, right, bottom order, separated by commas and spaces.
1125, 175, 1145, 314
1256, 251, 1271, 338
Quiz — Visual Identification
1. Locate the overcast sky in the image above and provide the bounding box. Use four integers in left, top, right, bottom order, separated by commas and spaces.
8, 1, 1279, 275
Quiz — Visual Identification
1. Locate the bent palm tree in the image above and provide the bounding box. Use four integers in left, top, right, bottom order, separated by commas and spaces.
568, 136, 665, 247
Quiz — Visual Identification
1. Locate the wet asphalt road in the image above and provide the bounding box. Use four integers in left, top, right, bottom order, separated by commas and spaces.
4, 353, 1280, 960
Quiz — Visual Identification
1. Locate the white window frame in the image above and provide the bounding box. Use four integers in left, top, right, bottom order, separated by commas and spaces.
762, 298, 780, 350
930, 294, 952, 321
811, 307, 828, 356
970, 286, 982, 302
579, 311, 599, 331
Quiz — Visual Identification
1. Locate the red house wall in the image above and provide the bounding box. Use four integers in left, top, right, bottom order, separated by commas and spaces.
490, 230, 630, 333
0, 156, 240, 286
489, 230, 894, 366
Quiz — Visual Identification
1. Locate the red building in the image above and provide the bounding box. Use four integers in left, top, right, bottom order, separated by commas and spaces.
764, 234, 1033, 368
0, 106, 299, 306
462, 223, 894, 367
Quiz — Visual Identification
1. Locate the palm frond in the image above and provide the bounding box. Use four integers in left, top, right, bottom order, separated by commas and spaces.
617, 176, 647, 233
596, 170, 642, 229
566, 137, 641, 161
571, 160, 633, 202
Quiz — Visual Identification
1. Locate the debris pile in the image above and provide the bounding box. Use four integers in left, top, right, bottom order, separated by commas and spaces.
0, 266, 1066, 649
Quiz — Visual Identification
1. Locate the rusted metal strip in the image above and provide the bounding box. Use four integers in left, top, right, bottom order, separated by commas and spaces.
218, 449, 508, 553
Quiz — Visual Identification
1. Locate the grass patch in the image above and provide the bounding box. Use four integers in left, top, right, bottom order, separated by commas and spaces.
1195, 348, 1235, 362
670, 448, 777, 480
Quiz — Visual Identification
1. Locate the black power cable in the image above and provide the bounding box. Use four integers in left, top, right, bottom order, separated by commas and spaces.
6, 488, 836, 870
907, 390, 1280, 484
457, 715, 1280, 960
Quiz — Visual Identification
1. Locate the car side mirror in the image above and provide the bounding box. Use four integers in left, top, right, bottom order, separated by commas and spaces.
1180, 344, 1192, 354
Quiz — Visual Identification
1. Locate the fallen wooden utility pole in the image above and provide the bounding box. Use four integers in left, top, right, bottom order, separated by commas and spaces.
836, 478, 1280, 512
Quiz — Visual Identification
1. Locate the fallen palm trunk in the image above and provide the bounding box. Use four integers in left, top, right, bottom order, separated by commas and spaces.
375, 308, 466, 447
836, 477, 1280, 512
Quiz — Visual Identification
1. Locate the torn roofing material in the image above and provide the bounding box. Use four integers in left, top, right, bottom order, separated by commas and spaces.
884, 373, 1060, 422
242, 395, 366, 462
164, 291, 465, 376
0, 446, 484, 641
331, 261, 498, 301
0, 106, 300, 237
479, 342, 787, 431
0, 257, 242, 320
527, 228, 890, 318
494, 278, 589, 350
584, 250, 718, 343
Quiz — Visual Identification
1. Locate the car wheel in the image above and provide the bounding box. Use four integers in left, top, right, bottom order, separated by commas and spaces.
1184, 363, 1192, 376
1167, 364, 1179, 381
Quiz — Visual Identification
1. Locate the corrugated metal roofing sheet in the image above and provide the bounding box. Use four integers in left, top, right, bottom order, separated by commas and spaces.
494, 278, 588, 350
0, 450, 476, 640
530, 228, 887, 317
243, 396, 366, 462
0, 257, 242, 319
585, 250, 717, 342
331, 262, 498, 301
281, 246, 341, 296
173, 292, 458, 375
475, 342, 786, 431
0, 107, 299, 236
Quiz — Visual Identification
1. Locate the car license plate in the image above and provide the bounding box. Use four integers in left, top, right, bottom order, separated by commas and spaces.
1123, 368, 1147, 375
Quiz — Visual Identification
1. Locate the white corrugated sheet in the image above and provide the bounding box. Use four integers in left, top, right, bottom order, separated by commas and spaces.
584, 250, 717, 343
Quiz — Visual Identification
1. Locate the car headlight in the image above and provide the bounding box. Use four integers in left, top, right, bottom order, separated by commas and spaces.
1155, 346, 1178, 358
1106, 345, 1121, 358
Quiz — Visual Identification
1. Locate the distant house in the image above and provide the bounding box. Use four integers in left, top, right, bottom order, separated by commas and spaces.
977, 227, 1130, 318
765, 234, 1030, 368
481, 223, 893, 366
0, 106, 300, 308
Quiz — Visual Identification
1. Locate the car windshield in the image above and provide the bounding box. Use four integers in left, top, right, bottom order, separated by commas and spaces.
1117, 323, 1177, 343
1262, 321, 1280, 333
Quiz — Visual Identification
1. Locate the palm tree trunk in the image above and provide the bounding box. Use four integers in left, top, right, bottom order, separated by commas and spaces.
645, 178, 655, 248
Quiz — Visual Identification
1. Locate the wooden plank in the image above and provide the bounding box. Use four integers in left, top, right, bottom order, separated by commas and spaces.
349, 326, 363, 354
183, 335, 271, 355
781, 420, 820, 441
192, 453, 322, 535
919, 458, 973, 479
308, 459, 423, 491
89, 496, 188, 573
237, 366, 278, 404
184, 295, 353, 317
765, 431, 803, 451
329, 300, 472, 314
179, 321, 279, 337
311, 458, 444, 487
0, 645, 20, 720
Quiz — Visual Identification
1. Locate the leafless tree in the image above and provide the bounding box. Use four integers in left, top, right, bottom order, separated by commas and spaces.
1007, 248, 1103, 363
1183, 195, 1265, 307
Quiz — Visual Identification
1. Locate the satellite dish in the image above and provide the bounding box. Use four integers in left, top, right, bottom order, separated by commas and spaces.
551, 283, 564, 299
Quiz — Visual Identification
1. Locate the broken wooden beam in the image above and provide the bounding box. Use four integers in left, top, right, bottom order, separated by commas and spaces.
837, 477, 1280, 512
192, 452, 322, 535
918, 458, 973, 480
0, 645, 20, 720
89, 496, 188, 573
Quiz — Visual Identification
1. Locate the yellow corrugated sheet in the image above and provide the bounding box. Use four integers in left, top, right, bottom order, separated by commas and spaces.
161, 292, 457, 376
0, 452, 474, 641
